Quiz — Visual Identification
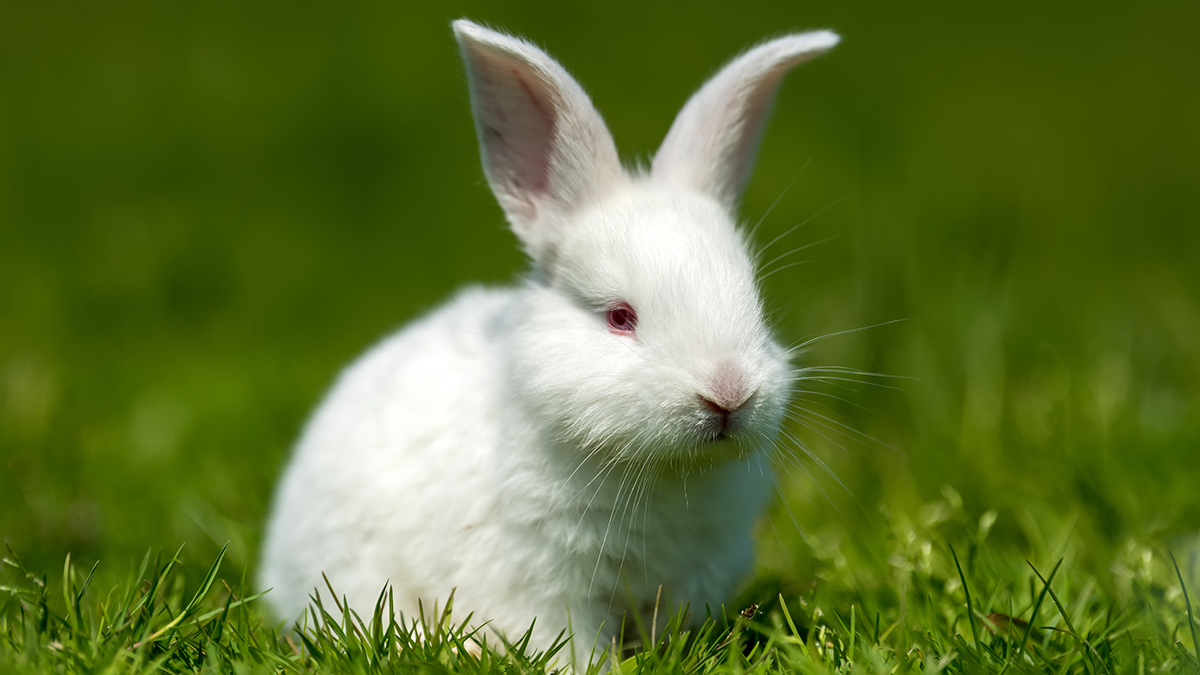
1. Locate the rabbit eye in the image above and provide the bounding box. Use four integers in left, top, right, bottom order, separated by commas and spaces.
606, 303, 638, 336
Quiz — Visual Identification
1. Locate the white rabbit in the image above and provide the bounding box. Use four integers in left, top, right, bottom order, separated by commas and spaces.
259, 19, 838, 665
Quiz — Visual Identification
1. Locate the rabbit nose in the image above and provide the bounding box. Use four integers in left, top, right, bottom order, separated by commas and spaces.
699, 391, 751, 417
701, 362, 752, 413
700, 395, 738, 416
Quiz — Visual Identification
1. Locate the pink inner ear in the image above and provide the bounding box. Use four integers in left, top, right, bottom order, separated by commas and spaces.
471, 49, 559, 209
456, 22, 625, 257
513, 70, 555, 194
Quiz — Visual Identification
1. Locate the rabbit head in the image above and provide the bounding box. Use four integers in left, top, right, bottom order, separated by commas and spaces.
454, 21, 838, 466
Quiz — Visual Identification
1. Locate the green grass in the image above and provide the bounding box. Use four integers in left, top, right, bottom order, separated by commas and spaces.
5, 499, 1200, 673
2, 0, 1200, 673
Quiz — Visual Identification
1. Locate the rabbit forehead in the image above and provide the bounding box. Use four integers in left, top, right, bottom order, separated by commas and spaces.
556, 190, 767, 344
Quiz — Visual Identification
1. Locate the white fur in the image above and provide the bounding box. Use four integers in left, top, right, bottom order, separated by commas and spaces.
259, 19, 838, 666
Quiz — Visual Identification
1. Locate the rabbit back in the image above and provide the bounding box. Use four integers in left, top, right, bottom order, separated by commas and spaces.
258, 286, 512, 621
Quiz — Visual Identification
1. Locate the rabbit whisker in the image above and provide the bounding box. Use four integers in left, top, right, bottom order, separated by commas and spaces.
787, 406, 901, 454
588, 459, 638, 599
746, 161, 809, 242
796, 365, 914, 378
754, 193, 847, 260
758, 234, 840, 273
640, 463, 662, 587
792, 365, 923, 387
788, 387, 880, 412
770, 436, 843, 517
549, 445, 608, 508
758, 260, 813, 282
789, 374, 909, 393
785, 318, 911, 354
609, 461, 655, 608
570, 453, 623, 546
784, 412, 858, 458
776, 427, 850, 494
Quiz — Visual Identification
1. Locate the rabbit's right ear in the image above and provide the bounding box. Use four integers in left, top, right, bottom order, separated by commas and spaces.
454, 20, 624, 262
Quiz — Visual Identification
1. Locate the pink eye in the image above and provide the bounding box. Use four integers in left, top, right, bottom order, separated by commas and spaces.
606, 303, 638, 336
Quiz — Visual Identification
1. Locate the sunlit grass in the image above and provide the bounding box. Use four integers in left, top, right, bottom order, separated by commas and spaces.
5, 489, 1200, 674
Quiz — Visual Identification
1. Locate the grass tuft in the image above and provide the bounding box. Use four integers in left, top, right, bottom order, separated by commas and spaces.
6, 524, 1200, 673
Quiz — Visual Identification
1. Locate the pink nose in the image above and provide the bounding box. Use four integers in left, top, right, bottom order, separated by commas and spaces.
700, 395, 740, 419
702, 362, 752, 413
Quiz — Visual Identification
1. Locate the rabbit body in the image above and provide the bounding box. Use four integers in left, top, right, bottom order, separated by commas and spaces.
260, 281, 771, 652
259, 19, 838, 664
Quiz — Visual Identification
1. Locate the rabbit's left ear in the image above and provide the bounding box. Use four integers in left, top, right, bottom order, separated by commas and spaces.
651, 31, 839, 214
454, 20, 624, 262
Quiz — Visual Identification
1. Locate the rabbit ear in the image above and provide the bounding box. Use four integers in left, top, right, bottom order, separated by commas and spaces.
454, 20, 624, 260
651, 31, 839, 213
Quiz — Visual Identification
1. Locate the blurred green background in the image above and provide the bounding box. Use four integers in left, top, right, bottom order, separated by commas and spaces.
1, 0, 1198, 587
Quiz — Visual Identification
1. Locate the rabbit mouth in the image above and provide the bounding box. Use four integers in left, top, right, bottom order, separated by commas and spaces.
708, 416, 735, 440
700, 410, 740, 443
697, 391, 754, 442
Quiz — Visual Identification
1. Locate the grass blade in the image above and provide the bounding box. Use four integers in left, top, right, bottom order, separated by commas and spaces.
1007, 557, 1062, 672
1026, 559, 1112, 675
1171, 551, 1199, 664
951, 544, 984, 666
